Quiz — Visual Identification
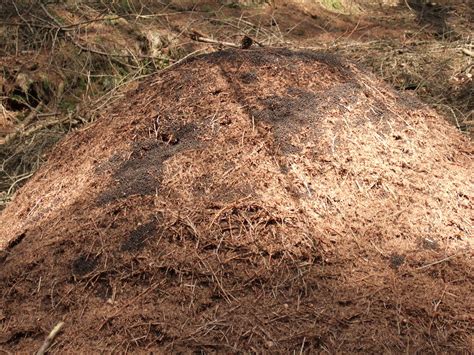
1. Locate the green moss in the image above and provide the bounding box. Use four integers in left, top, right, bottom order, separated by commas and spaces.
41, 79, 51, 92
321, 0, 343, 11
224, 0, 270, 9
200, 4, 214, 12
58, 98, 77, 112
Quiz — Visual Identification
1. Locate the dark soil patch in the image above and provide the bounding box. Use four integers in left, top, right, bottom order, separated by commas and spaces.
121, 221, 157, 252
407, 0, 457, 40
71, 254, 98, 276
97, 123, 200, 205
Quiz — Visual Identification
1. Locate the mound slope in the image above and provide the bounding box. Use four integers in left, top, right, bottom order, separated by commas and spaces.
0, 49, 473, 352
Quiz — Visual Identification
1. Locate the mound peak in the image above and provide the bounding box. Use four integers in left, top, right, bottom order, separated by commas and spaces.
1, 49, 472, 352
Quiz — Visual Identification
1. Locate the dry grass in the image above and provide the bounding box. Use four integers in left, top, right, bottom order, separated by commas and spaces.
327, 38, 473, 134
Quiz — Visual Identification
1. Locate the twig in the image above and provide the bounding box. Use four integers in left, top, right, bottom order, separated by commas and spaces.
37, 3, 170, 61
22, 102, 44, 127
1, 11, 201, 30
38, 3, 62, 27
3, 114, 73, 146
461, 48, 474, 57
190, 33, 240, 48
7, 172, 34, 195
162, 48, 209, 72
416, 252, 464, 270
70, 38, 171, 61
12, 1, 34, 33
98, 281, 164, 331
36, 321, 64, 355
202, 18, 266, 47
0, 21, 57, 29
404, 0, 415, 12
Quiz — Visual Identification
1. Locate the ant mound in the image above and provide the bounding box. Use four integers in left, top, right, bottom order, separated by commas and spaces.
0, 49, 472, 352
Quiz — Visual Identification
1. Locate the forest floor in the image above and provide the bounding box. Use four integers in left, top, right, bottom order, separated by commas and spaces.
0, 1, 473, 353
0, 0, 472, 208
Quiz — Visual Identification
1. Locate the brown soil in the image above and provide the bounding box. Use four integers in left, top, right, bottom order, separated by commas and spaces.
0, 48, 473, 352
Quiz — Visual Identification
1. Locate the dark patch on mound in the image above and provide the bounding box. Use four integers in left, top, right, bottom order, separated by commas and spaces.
252, 83, 362, 153
6, 232, 26, 251
1, 330, 39, 346
240, 71, 258, 84
94, 274, 114, 300
98, 141, 164, 204
97, 123, 199, 205
72, 254, 99, 276
196, 48, 351, 74
0, 232, 26, 264
389, 252, 405, 269
121, 221, 157, 252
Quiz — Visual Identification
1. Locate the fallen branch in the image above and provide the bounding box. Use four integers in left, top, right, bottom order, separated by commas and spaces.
22, 102, 44, 127
70, 38, 171, 61
461, 48, 474, 57
3, 113, 73, 146
37, 3, 170, 62
416, 252, 464, 270
36, 322, 64, 355
190, 34, 240, 48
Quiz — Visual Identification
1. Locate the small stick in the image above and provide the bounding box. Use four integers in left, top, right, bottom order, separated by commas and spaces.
190, 35, 240, 48
36, 322, 64, 355
461, 48, 474, 57
22, 102, 44, 127
416, 252, 463, 270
